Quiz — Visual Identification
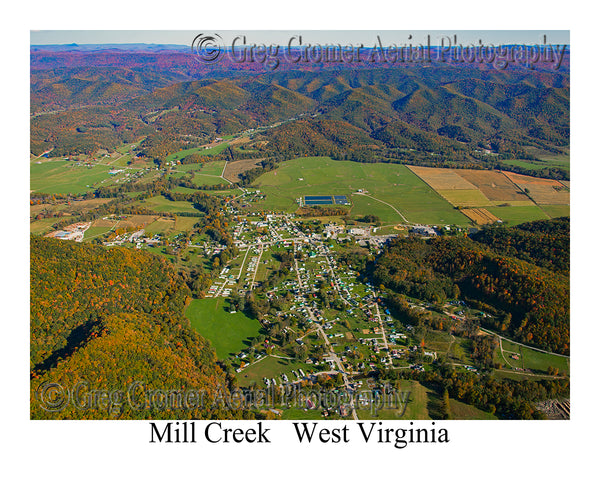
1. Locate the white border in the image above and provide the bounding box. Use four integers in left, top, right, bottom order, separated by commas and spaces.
6, 1, 598, 478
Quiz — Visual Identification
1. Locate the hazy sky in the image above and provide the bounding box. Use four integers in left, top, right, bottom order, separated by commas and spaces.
30, 30, 569, 46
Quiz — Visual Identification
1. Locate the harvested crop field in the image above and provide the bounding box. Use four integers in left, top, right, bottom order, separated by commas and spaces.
145, 216, 176, 234
92, 214, 158, 229
456, 170, 533, 203
461, 208, 501, 225
407, 166, 535, 206
407, 166, 478, 190
223, 158, 264, 182
436, 189, 492, 207
503, 172, 570, 205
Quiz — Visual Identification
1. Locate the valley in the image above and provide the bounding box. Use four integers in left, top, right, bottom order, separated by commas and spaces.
30, 43, 570, 420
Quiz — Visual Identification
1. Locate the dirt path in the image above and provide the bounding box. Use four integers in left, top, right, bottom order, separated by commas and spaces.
353, 192, 410, 224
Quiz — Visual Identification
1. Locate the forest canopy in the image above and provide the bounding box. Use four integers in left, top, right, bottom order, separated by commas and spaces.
30, 236, 246, 419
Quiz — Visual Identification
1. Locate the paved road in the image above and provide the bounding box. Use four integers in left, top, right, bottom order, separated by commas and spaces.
249, 245, 264, 291
480, 327, 570, 359
373, 302, 394, 367
236, 247, 251, 280
293, 249, 359, 420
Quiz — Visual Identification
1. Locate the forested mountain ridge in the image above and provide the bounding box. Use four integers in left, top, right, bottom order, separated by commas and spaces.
31, 53, 569, 174
471, 217, 569, 274
370, 219, 569, 355
30, 236, 243, 419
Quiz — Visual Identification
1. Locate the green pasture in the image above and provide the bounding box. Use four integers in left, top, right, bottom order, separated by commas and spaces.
236, 355, 311, 388
486, 205, 550, 225
251, 157, 470, 225
31, 161, 114, 194
165, 144, 229, 163
133, 195, 199, 214
186, 298, 262, 360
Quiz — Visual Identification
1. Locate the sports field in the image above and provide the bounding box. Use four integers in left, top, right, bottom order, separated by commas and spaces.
252, 157, 470, 225
185, 298, 262, 359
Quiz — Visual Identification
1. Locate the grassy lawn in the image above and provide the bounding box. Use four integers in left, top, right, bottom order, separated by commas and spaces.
498, 338, 570, 374
206, 189, 243, 197
281, 408, 328, 420
166, 170, 228, 188
424, 330, 454, 354
252, 157, 470, 225
186, 298, 262, 360
235, 356, 311, 388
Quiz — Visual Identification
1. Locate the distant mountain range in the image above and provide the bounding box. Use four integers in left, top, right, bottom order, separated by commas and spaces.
30, 47, 569, 175
31, 43, 191, 52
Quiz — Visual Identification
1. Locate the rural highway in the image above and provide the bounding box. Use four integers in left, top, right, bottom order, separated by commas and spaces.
479, 327, 570, 359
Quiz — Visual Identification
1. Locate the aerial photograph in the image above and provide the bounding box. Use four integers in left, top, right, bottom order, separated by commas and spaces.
30, 30, 570, 421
